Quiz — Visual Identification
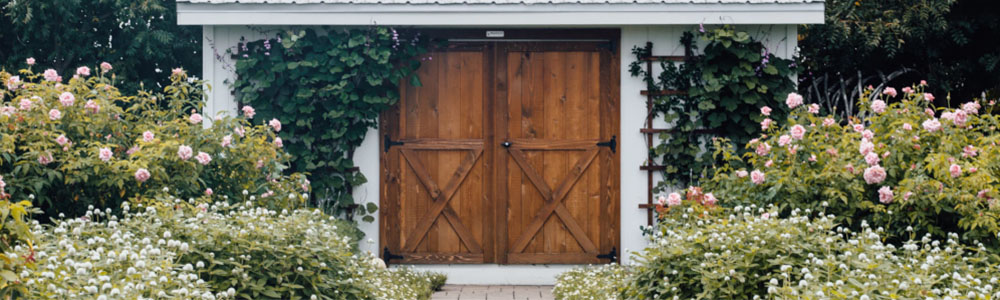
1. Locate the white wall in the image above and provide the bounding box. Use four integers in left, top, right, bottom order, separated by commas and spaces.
201, 24, 797, 284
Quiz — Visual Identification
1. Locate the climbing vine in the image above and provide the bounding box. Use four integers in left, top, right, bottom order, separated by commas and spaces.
630, 26, 797, 189
232, 27, 430, 221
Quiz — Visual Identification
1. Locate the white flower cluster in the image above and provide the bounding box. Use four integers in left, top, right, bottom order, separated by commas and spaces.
22, 205, 223, 299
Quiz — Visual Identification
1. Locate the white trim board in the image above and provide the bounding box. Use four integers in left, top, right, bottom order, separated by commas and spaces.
177, 2, 824, 25
391, 264, 581, 285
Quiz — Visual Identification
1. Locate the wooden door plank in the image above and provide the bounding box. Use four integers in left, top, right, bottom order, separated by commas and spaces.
399, 147, 484, 252
493, 45, 511, 264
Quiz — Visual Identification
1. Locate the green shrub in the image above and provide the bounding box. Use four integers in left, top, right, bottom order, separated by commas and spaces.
705, 85, 1000, 245
0, 198, 38, 297
553, 264, 628, 300
556, 200, 1000, 300
19, 195, 441, 299
0, 66, 308, 218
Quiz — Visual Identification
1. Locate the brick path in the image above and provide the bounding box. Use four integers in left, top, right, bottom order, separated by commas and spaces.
431, 285, 555, 300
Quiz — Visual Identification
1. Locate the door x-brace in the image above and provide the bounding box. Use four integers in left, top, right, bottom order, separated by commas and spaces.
507, 147, 601, 254
399, 145, 485, 253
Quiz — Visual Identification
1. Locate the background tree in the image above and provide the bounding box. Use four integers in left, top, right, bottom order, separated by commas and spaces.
799, 0, 1000, 111
0, 0, 201, 93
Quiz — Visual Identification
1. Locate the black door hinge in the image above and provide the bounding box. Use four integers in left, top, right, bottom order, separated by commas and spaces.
597, 135, 617, 153
384, 135, 404, 152
597, 247, 617, 261
382, 247, 404, 266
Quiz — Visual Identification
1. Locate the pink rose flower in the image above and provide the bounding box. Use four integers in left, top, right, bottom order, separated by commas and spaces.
852, 124, 865, 133
26, 58, 35, 65
38, 152, 54, 165
657, 195, 667, 206
924, 93, 935, 102
189, 113, 203, 124
85, 100, 100, 114
863, 165, 886, 184
808, 154, 817, 162
785, 92, 803, 109
963, 145, 977, 157
273, 137, 283, 148
882, 87, 897, 97
703, 193, 717, 206
949, 164, 962, 177
808, 104, 820, 114
765, 160, 774, 167
871, 100, 887, 114
790, 124, 806, 140
269, 118, 282, 132
171, 68, 186, 76
822, 118, 835, 127
903, 191, 913, 201
4, 76, 20, 90
755, 142, 771, 156
735, 170, 748, 178
242, 105, 256, 118
234, 126, 245, 137
920, 80, 927, 86
787, 145, 798, 155
100, 62, 113, 72
760, 118, 773, 130
978, 189, 989, 199
0, 175, 5, 193
941, 112, 954, 121
878, 186, 894, 204
922, 119, 941, 132
126, 146, 139, 156
969, 166, 978, 173
862, 130, 874, 140
902, 87, 914, 94
134, 168, 151, 183
76, 66, 91, 77
953, 110, 968, 127
864, 152, 880, 166
859, 138, 874, 155
55, 135, 70, 146
761, 213, 770, 220
760, 106, 772, 116
750, 170, 766, 185
195, 152, 212, 165
177, 145, 193, 160
902, 123, 912, 131
143, 131, 155, 143
48, 109, 62, 121
667, 192, 682, 207
221, 135, 233, 147
43, 69, 60, 82
19, 98, 33, 110
59, 92, 75, 106
98, 147, 113, 162
962, 102, 980, 114
924, 108, 935, 117
827, 148, 838, 157
778, 135, 791, 147
205, 188, 213, 196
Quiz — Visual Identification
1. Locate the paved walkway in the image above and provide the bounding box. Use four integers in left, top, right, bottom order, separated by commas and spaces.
431, 285, 555, 300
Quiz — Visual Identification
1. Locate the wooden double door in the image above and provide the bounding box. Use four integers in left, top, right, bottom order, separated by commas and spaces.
381, 33, 620, 265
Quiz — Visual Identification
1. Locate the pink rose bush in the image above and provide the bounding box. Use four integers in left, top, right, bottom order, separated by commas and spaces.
0, 66, 308, 217
705, 84, 1000, 245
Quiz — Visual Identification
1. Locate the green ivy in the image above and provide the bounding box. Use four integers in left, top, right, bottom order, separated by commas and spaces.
232, 27, 429, 221
630, 26, 796, 189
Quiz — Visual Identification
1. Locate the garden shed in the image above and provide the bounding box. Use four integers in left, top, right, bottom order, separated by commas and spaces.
177, 0, 823, 284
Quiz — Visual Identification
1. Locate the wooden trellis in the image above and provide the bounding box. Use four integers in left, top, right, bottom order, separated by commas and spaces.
636, 41, 694, 226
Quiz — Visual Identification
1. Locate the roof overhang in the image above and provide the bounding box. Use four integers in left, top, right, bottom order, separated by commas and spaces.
177, 2, 825, 26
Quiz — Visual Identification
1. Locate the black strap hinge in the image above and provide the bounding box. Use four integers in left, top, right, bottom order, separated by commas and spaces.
382, 247, 404, 266
597, 247, 617, 261
597, 135, 617, 153
384, 135, 404, 152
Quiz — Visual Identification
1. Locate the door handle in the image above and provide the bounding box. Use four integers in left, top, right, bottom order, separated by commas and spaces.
501, 141, 512, 148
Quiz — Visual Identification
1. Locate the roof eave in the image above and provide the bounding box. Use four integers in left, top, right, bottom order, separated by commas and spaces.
177, 2, 825, 25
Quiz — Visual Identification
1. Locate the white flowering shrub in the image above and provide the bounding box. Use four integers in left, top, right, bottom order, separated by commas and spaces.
557, 202, 1000, 300
23, 206, 218, 299
552, 264, 628, 300
15, 195, 442, 300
